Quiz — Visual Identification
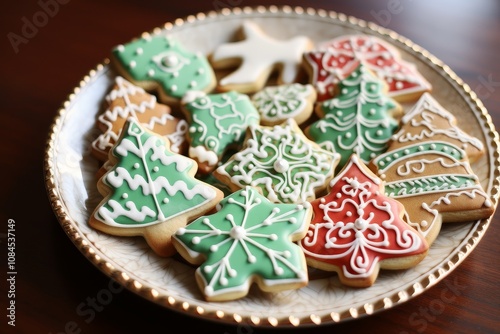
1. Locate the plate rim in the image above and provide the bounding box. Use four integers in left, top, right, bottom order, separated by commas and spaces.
43, 5, 500, 328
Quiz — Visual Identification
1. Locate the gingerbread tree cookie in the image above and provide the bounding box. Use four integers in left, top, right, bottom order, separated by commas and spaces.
172, 186, 312, 301
303, 34, 432, 102
181, 91, 260, 174
305, 63, 402, 170
91, 76, 188, 162
215, 119, 340, 204
370, 93, 493, 245
89, 118, 223, 257
300, 154, 429, 288
111, 34, 216, 104
210, 20, 313, 93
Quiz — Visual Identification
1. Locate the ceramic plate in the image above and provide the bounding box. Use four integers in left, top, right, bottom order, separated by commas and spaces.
44, 6, 500, 328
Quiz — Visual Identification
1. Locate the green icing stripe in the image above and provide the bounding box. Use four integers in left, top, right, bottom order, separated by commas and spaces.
374, 141, 465, 171
385, 174, 477, 197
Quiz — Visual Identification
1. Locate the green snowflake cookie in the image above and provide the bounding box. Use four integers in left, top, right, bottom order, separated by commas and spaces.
112, 34, 216, 102
306, 63, 401, 169
181, 91, 260, 173
172, 186, 312, 301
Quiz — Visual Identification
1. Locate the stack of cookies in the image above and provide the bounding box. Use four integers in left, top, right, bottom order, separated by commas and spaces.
87, 20, 494, 302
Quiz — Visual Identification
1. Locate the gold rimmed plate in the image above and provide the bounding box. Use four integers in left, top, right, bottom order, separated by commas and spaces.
44, 6, 500, 328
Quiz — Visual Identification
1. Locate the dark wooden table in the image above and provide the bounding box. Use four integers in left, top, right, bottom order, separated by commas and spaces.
2, 0, 499, 333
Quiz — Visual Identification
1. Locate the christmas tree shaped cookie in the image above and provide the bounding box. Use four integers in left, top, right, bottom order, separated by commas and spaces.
111, 34, 216, 104
210, 20, 313, 93
305, 63, 402, 170
215, 119, 340, 204
91, 76, 188, 162
303, 34, 431, 102
89, 118, 224, 257
172, 186, 312, 301
181, 91, 260, 174
300, 154, 429, 287
370, 93, 493, 244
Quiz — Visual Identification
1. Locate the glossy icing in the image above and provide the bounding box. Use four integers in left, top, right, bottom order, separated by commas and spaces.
304, 34, 431, 101
113, 34, 215, 100
371, 93, 493, 241
251, 83, 316, 125
300, 155, 428, 284
306, 63, 400, 169
182, 91, 260, 171
91, 76, 187, 160
94, 118, 219, 227
211, 20, 312, 93
173, 186, 311, 301
216, 119, 340, 204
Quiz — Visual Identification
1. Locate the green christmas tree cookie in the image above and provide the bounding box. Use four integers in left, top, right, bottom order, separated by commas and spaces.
305, 63, 402, 169
172, 186, 312, 301
89, 118, 224, 257
111, 33, 216, 104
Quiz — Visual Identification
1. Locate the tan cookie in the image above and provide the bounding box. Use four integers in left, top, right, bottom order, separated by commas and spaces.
91, 76, 188, 162
89, 118, 223, 257
369, 93, 494, 245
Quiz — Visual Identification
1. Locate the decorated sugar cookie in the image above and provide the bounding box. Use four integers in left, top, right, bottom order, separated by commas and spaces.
89, 118, 224, 257
210, 20, 313, 93
300, 154, 429, 288
172, 186, 312, 301
215, 119, 340, 204
91, 76, 188, 162
111, 34, 216, 104
251, 83, 317, 126
303, 34, 432, 102
370, 93, 493, 244
181, 91, 260, 174
305, 63, 402, 169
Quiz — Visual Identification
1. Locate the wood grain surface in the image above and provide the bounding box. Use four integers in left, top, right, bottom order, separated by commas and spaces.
1, 0, 499, 333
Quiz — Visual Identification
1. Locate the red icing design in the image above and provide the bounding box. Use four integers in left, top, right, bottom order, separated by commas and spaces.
304, 35, 431, 101
300, 155, 428, 282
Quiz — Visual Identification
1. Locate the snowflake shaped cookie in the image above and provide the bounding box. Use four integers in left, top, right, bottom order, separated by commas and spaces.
300, 155, 429, 287
172, 186, 312, 301
215, 119, 340, 204
210, 20, 313, 93
251, 83, 317, 126
304, 34, 432, 102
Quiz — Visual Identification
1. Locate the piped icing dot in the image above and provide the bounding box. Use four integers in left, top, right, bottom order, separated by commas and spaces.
230, 226, 246, 240
273, 158, 290, 173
